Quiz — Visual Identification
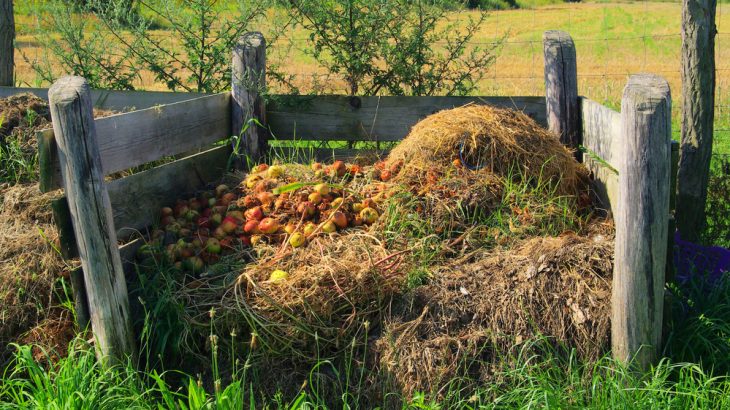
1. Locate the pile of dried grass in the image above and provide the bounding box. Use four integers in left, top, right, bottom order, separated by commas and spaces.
374, 225, 614, 398
227, 233, 407, 360
0, 183, 75, 363
386, 104, 588, 197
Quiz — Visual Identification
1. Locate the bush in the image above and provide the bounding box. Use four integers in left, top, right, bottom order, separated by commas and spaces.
703, 155, 730, 248
288, 0, 501, 96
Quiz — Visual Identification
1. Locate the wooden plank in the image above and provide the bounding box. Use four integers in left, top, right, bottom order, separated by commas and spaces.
580, 97, 621, 214
109, 145, 232, 241
266, 96, 547, 141
39, 93, 231, 192
37, 129, 60, 193
612, 74, 672, 371
0, 86, 208, 111
232, 32, 268, 162
49, 76, 137, 365
543, 30, 580, 152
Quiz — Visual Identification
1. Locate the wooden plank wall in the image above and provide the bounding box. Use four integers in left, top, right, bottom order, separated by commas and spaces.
581, 97, 621, 214
267, 95, 547, 141
0, 86, 208, 111
581, 97, 678, 216
39, 93, 231, 192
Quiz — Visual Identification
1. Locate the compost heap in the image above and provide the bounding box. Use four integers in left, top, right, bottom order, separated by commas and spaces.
0, 94, 75, 364
141, 104, 611, 397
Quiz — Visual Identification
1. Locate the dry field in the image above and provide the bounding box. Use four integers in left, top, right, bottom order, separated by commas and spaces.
11, 1, 730, 153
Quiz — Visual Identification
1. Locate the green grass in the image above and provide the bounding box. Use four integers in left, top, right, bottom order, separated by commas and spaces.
4, 270, 730, 409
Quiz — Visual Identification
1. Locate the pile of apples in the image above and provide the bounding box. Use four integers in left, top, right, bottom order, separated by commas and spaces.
137, 160, 391, 275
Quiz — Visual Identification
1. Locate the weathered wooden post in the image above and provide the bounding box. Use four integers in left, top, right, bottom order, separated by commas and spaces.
48, 76, 137, 365
543, 30, 580, 153
0, 0, 14, 86
676, 0, 717, 242
231, 31, 267, 165
612, 74, 671, 370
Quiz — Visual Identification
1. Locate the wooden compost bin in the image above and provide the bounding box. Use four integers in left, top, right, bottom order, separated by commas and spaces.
8, 30, 675, 370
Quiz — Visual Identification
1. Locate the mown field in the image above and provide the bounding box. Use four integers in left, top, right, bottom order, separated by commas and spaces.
10, 1, 730, 155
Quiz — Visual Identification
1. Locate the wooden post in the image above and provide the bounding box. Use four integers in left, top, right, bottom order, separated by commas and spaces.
676, 0, 717, 242
543, 30, 580, 153
48, 76, 137, 365
612, 74, 671, 370
0, 0, 14, 86
231, 32, 267, 164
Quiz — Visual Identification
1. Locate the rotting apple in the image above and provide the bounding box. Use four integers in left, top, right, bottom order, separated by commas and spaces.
243, 219, 259, 234
331, 211, 348, 229
221, 216, 238, 234
314, 183, 330, 196
303, 222, 317, 237
258, 217, 280, 234
245, 206, 264, 221
289, 232, 305, 248
267, 165, 284, 178
206, 238, 222, 254
359, 207, 379, 225
308, 192, 322, 205
321, 220, 336, 233
215, 184, 229, 198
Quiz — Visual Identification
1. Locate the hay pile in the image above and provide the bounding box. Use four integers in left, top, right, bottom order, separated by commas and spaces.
387, 104, 588, 197
227, 233, 406, 360
0, 184, 75, 363
374, 226, 614, 397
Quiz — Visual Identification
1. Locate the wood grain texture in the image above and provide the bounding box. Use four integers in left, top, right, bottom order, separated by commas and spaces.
232, 32, 267, 162
676, 0, 717, 241
0, 0, 13, 86
580, 97, 621, 214
267, 95, 547, 141
48, 76, 136, 365
0, 86, 209, 110
39, 93, 230, 192
543, 30, 580, 152
109, 145, 232, 241
611, 74, 672, 371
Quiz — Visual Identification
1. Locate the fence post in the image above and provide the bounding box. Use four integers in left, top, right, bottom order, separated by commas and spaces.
543, 30, 579, 153
0, 0, 14, 86
612, 74, 671, 371
231, 31, 267, 165
676, 0, 717, 242
48, 76, 137, 365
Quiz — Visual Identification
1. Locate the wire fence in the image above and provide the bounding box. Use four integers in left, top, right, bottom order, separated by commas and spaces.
275, 2, 730, 157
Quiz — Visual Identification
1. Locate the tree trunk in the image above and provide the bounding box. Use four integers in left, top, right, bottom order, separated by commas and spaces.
0, 0, 14, 86
676, 0, 717, 242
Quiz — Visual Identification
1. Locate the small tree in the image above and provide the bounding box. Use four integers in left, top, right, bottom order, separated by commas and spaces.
289, 0, 500, 96
22, 0, 141, 90
96, 0, 272, 93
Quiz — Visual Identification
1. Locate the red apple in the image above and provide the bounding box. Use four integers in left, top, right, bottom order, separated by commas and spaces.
161, 207, 173, 217
297, 202, 316, 219
243, 219, 259, 234
245, 206, 264, 221
221, 216, 238, 234
332, 160, 347, 177
331, 211, 348, 229
258, 217, 279, 234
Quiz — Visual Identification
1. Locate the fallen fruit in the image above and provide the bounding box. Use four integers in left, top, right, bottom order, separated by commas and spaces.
314, 183, 330, 196
215, 184, 229, 197
206, 238, 221, 254
321, 220, 337, 233
268, 269, 289, 283
243, 219, 259, 234
360, 207, 379, 225
303, 222, 317, 237
289, 232, 305, 248
331, 211, 348, 229
221, 216, 238, 234
258, 217, 280, 234
308, 192, 322, 205
267, 165, 284, 178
